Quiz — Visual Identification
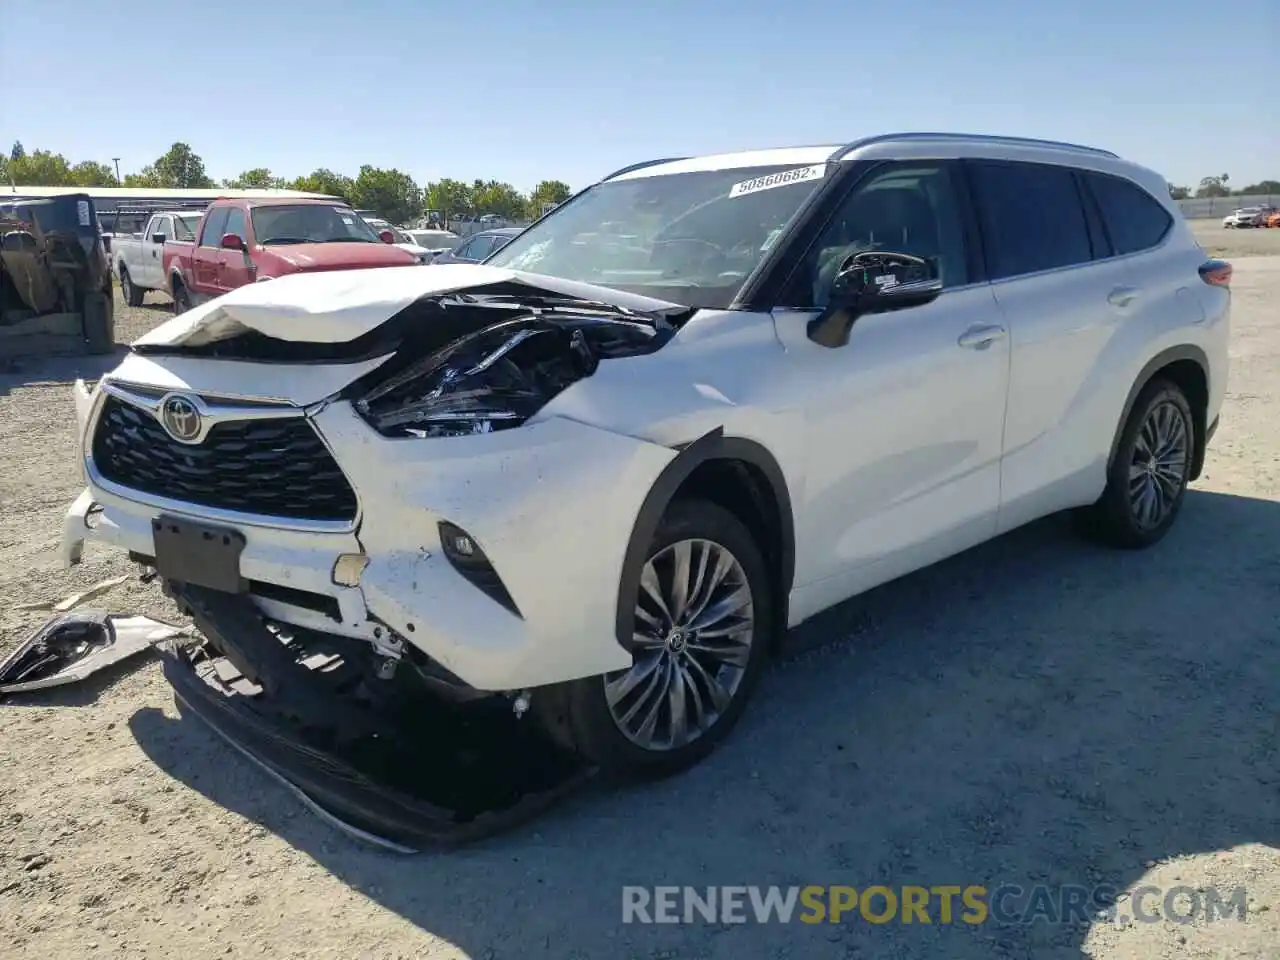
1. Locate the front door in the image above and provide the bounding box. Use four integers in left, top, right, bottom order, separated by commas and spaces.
772, 161, 1009, 612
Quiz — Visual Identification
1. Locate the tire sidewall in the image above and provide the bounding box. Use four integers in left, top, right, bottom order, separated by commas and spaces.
1103, 380, 1195, 546
561, 499, 773, 777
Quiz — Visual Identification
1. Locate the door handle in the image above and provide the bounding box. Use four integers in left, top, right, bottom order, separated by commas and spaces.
957, 324, 1007, 350
1108, 286, 1140, 307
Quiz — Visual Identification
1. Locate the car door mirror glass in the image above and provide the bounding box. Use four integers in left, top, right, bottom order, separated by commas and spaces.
808, 251, 944, 348
151, 234, 166, 245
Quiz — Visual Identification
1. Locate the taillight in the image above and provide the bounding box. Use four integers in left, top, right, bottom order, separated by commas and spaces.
1199, 259, 1232, 288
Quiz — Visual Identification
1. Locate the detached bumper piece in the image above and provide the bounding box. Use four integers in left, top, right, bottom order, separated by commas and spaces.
161, 583, 594, 851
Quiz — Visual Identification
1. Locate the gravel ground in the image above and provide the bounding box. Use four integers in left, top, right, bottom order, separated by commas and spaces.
0, 230, 1277, 960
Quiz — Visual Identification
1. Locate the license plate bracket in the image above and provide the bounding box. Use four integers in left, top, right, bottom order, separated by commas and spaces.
152, 516, 247, 593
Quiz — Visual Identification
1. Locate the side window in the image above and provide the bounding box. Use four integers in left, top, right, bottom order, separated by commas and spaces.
462, 236, 493, 260
1085, 173, 1173, 256
223, 207, 247, 242
199, 207, 229, 247
967, 160, 1092, 279
150, 218, 168, 242
795, 162, 969, 309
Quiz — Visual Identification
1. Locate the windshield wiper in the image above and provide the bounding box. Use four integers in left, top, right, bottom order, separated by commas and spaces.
260, 237, 312, 245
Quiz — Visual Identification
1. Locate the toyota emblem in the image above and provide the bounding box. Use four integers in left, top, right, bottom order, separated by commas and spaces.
159, 394, 202, 443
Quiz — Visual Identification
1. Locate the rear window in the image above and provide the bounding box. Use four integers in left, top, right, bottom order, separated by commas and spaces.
1084, 173, 1173, 256
967, 160, 1093, 279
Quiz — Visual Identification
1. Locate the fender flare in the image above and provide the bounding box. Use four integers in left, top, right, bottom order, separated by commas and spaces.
614, 426, 796, 649
1107, 344, 1210, 473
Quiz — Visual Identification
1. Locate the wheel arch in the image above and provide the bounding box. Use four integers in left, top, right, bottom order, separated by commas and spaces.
614, 427, 796, 653
1109, 345, 1211, 481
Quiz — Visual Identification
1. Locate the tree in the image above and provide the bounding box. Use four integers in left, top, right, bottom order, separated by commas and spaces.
423, 178, 473, 220
70, 161, 119, 187
348, 165, 422, 224
471, 179, 527, 219
1168, 184, 1191, 200
122, 166, 162, 188
3, 149, 74, 185
289, 168, 354, 200
527, 179, 572, 218
1195, 174, 1230, 198
1237, 180, 1280, 195
223, 167, 286, 189
151, 142, 214, 188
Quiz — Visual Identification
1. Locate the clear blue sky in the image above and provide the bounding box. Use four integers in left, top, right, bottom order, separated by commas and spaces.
2, 0, 1276, 192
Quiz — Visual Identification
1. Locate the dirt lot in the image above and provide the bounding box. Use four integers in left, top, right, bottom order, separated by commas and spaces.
1, 230, 1277, 960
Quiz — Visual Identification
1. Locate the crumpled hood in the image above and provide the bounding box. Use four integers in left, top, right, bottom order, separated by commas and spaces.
133, 264, 690, 348
258, 241, 417, 273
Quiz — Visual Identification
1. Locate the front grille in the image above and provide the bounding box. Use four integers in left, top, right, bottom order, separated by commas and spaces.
91, 395, 358, 522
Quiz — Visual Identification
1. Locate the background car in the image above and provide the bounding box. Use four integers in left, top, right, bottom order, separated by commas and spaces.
431, 226, 522, 265
404, 228, 460, 260
360, 215, 435, 263
1222, 207, 1266, 228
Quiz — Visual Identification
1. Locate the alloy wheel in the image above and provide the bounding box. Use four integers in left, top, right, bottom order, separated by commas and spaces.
604, 538, 755, 751
1128, 400, 1190, 530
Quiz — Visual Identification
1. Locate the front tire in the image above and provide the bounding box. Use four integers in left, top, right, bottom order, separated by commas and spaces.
1077, 379, 1195, 548
171, 279, 190, 315
535, 499, 773, 777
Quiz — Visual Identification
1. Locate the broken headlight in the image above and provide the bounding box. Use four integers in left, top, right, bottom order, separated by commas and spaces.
355, 317, 601, 439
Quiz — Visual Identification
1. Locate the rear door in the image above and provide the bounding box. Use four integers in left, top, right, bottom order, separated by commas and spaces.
963, 159, 1135, 531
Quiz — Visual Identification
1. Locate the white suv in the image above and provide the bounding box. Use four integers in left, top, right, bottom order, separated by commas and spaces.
62, 132, 1230, 786
1222, 207, 1264, 228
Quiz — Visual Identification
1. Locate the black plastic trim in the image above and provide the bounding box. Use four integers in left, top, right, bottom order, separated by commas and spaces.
830, 132, 1118, 161
1108, 345, 1211, 475
614, 428, 796, 649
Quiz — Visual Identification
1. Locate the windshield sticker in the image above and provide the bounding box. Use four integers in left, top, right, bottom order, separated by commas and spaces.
77, 200, 91, 227
728, 164, 827, 199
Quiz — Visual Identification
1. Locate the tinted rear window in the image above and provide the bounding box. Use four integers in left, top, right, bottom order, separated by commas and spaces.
967, 160, 1093, 279
1084, 173, 1173, 256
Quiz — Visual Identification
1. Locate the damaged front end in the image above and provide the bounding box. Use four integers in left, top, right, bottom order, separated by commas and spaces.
349, 295, 673, 438
163, 581, 593, 851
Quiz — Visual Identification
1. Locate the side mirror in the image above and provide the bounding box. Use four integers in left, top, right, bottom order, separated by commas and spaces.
378, 230, 396, 244
220, 233, 245, 251
807, 251, 943, 348
151, 233, 166, 245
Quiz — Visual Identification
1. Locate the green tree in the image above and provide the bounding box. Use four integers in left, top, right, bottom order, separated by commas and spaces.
471, 179, 527, 219
70, 161, 119, 187
423, 178, 473, 220
527, 179, 572, 217
289, 168, 354, 199
151, 142, 214, 188
3, 149, 74, 185
348, 165, 422, 224
1237, 179, 1280, 195
223, 167, 287, 189
122, 166, 162, 188
1168, 184, 1190, 200
1195, 174, 1230, 198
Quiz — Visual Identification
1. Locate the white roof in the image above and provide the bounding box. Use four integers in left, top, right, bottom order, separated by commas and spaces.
6, 185, 341, 202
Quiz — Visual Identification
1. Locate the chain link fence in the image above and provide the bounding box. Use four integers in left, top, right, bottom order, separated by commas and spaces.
1177, 194, 1279, 220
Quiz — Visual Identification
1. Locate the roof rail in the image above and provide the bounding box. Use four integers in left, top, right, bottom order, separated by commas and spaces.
600, 156, 690, 181
831, 132, 1118, 161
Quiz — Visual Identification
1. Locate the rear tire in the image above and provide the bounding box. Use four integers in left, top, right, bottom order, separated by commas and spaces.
534, 499, 773, 778
171, 279, 190, 315
1076, 378, 1195, 549
119, 267, 144, 307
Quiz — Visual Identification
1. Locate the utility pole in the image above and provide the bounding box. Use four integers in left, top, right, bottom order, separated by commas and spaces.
112, 158, 122, 185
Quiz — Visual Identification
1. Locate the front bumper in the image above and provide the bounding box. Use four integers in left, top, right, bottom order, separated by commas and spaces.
63, 377, 679, 692
162, 582, 593, 850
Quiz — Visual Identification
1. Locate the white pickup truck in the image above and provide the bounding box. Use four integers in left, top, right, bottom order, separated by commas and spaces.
111, 210, 202, 306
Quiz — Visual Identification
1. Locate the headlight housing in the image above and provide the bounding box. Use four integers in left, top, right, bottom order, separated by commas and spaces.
354, 317, 599, 439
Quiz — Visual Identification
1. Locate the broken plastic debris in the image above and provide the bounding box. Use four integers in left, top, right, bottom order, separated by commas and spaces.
15, 574, 131, 613
0, 609, 189, 695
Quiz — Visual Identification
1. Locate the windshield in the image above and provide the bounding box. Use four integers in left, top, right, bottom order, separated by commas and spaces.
485, 162, 830, 308
250, 204, 381, 245
408, 230, 458, 250
173, 215, 199, 241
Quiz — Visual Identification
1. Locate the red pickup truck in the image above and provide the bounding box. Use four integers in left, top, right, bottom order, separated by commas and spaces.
163, 197, 419, 312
